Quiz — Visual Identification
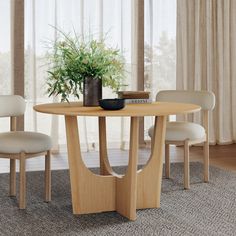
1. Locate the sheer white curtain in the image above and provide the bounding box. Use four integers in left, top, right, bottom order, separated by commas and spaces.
177, 0, 236, 144
144, 0, 177, 140
0, 0, 12, 133
24, 0, 132, 152
1, 0, 177, 151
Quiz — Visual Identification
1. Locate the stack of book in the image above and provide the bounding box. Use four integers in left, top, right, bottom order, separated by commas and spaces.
117, 91, 152, 104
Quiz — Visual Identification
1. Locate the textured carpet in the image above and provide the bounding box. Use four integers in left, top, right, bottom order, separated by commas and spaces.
1, 162, 236, 236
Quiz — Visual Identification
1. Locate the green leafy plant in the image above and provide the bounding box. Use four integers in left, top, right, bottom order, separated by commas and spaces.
46, 31, 125, 102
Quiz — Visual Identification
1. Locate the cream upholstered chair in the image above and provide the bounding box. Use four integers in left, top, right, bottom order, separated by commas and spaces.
148, 90, 215, 189
0, 95, 52, 209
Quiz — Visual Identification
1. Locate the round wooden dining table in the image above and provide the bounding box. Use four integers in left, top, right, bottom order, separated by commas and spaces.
34, 101, 200, 221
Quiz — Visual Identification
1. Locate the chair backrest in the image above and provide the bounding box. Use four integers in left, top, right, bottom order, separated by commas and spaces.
156, 90, 215, 110
0, 95, 26, 117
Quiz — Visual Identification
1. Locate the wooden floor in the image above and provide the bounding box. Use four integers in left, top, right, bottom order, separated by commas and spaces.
0, 144, 236, 173
142, 143, 236, 172
185, 143, 236, 172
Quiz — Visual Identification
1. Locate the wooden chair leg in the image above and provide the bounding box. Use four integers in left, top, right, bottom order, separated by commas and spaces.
45, 150, 51, 202
184, 140, 190, 190
203, 141, 209, 182
19, 153, 26, 209
10, 159, 16, 196
165, 144, 170, 178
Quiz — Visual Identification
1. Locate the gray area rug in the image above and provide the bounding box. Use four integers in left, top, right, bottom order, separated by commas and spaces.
0, 162, 236, 236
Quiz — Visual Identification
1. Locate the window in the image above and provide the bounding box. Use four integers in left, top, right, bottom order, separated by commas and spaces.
144, 0, 177, 139
0, 0, 11, 132
24, 0, 133, 151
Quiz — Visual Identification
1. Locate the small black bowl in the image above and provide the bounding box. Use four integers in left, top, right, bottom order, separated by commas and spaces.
99, 98, 125, 110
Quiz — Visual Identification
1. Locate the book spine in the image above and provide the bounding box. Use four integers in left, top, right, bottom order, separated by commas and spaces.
125, 99, 152, 104
120, 95, 150, 99
117, 92, 150, 99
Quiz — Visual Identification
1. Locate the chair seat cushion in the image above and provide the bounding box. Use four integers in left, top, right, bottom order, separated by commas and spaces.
0, 131, 52, 154
148, 121, 206, 141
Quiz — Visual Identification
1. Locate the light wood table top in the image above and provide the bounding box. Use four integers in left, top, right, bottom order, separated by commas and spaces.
34, 101, 200, 117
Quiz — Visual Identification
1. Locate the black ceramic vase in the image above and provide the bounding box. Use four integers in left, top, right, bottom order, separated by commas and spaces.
83, 77, 102, 106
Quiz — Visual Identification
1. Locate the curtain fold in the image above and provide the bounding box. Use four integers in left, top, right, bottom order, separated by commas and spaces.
177, 0, 236, 144
0, 1, 11, 97
0, 1, 12, 133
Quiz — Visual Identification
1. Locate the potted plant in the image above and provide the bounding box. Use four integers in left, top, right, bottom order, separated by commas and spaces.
46, 32, 125, 106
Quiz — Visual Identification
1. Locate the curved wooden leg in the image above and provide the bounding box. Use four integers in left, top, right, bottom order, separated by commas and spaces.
165, 144, 170, 179
45, 150, 51, 202
137, 116, 167, 209
99, 117, 113, 175
65, 115, 166, 220
65, 115, 116, 215
19, 152, 26, 209
184, 140, 190, 190
65, 115, 84, 213
203, 141, 209, 182
10, 159, 16, 196
116, 117, 139, 220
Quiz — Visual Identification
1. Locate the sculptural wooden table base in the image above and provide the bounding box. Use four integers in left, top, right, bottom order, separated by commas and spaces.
34, 102, 200, 220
